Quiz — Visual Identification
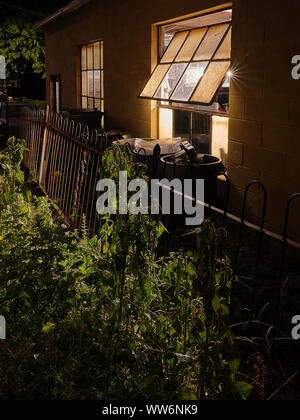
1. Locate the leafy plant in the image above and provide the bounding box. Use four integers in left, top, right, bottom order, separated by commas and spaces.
0, 140, 252, 400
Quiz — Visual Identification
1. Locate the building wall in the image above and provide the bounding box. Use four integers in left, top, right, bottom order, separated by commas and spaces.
228, 0, 300, 237
44, 0, 230, 134
43, 0, 300, 237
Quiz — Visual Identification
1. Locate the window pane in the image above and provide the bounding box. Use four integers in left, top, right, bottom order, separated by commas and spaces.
193, 23, 229, 61
81, 71, 87, 96
140, 64, 171, 98
101, 100, 104, 113
87, 44, 94, 69
160, 31, 189, 63
95, 99, 101, 110
190, 60, 230, 104
101, 71, 104, 98
175, 28, 207, 62
94, 41, 100, 69
171, 62, 208, 101
88, 71, 94, 97
88, 98, 94, 109
214, 27, 231, 59
81, 45, 87, 70
154, 63, 188, 100
100, 41, 104, 68
82, 97, 87, 108
94, 71, 100, 98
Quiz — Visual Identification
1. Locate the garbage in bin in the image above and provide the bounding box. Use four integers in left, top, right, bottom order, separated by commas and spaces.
161, 142, 226, 204
114, 137, 182, 172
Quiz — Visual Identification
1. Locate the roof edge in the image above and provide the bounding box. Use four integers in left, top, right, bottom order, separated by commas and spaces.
33, 0, 93, 30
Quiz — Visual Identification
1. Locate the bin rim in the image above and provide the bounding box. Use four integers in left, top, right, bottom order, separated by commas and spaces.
161, 153, 223, 168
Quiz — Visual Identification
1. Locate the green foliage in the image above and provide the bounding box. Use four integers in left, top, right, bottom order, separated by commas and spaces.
0, 140, 252, 400
0, 15, 45, 79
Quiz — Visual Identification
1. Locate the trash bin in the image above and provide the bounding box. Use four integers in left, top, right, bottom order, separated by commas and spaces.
161, 145, 225, 205
60, 108, 103, 130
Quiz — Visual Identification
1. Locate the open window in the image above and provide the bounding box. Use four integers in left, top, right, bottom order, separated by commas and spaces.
145, 8, 232, 163
140, 21, 231, 107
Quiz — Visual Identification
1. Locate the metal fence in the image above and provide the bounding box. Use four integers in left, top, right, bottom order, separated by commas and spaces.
15, 107, 300, 318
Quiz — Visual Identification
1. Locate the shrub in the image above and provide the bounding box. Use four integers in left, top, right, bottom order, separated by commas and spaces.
0, 139, 252, 400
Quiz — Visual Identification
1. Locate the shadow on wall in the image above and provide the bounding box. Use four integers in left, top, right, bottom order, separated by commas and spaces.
227, 183, 300, 243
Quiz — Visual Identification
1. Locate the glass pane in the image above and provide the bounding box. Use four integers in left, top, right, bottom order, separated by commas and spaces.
173, 109, 190, 140
95, 99, 101, 110
193, 23, 229, 61
175, 28, 207, 62
101, 100, 104, 113
171, 62, 208, 101
214, 27, 231, 59
100, 41, 104, 68
88, 71, 94, 97
82, 97, 87, 108
160, 31, 189, 63
88, 98, 94, 109
101, 71, 104, 98
94, 41, 100, 69
81, 45, 87, 70
140, 64, 171, 98
154, 63, 188, 100
94, 71, 100, 98
81, 71, 87, 96
190, 60, 230, 104
87, 44, 94, 69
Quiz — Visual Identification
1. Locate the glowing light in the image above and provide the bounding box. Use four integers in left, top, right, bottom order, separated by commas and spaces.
159, 108, 173, 139
212, 116, 229, 165
227, 70, 233, 78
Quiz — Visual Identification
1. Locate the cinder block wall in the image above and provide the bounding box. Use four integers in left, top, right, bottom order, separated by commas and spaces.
228, 0, 300, 237
44, 0, 228, 135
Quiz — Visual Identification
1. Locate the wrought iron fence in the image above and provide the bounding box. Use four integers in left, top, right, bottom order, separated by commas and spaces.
16, 107, 300, 320
21, 107, 108, 234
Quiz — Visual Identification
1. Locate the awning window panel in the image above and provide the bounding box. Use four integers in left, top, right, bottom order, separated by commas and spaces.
190, 60, 230, 104
140, 64, 171, 98
175, 28, 207, 62
171, 62, 209, 102
160, 31, 189, 63
214, 27, 232, 59
139, 21, 232, 105
193, 23, 229, 61
154, 63, 188, 100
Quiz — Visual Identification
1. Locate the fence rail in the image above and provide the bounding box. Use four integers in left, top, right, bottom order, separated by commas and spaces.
21, 107, 108, 234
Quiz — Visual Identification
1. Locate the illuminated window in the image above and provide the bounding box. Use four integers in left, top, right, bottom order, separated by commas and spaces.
81, 41, 104, 113
140, 22, 231, 106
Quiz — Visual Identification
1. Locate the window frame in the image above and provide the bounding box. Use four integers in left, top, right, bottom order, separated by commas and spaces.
80, 40, 104, 112
139, 20, 231, 108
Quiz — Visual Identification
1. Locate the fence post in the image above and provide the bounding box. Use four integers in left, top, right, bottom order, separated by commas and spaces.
38, 105, 49, 184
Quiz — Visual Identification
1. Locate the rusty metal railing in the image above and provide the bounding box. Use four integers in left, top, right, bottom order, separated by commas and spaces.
19, 108, 300, 322
21, 107, 108, 235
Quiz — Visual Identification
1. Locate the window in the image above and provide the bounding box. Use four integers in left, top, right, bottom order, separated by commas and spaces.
140, 22, 231, 106
81, 41, 104, 113
148, 9, 232, 163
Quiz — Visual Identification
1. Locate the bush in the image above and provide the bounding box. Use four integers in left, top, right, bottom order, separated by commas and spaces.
0, 139, 252, 400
